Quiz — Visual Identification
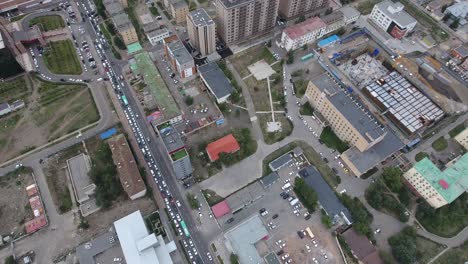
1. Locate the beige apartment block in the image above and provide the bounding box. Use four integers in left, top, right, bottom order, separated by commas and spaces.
171, 0, 189, 24
187, 8, 216, 56
112, 13, 139, 45
216, 0, 279, 45
278, 0, 329, 19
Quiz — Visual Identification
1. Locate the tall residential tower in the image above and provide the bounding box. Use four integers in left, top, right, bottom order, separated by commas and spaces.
278, 0, 329, 19
187, 8, 216, 56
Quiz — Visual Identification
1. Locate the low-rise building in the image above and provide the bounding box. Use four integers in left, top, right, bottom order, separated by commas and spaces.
445, 1, 468, 26
321, 11, 345, 35
280, 16, 326, 51
0, 102, 11, 116
112, 13, 139, 45
108, 134, 147, 200
339, 6, 360, 25
104, 0, 128, 8
403, 154, 468, 209
450, 45, 468, 61
163, 35, 196, 78
454, 127, 468, 150
147, 28, 171, 45
104, 0, 124, 16
206, 134, 240, 161
170, 0, 189, 24
198, 62, 234, 103
340, 227, 383, 264
369, 0, 417, 39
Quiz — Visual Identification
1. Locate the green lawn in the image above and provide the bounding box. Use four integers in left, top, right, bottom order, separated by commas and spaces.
171, 149, 188, 161
356, 0, 382, 15
449, 123, 465, 138
43, 40, 82, 75
29, 15, 65, 31
299, 102, 314, 116
415, 236, 447, 264
431, 137, 448, 152
202, 189, 224, 206
293, 79, 307, 97
433, 240, 468, 264
320, 126, 349, 153
415, 152, 429, 162
0, 75, 29, 102
230, 46, 275, 77
259, 114, 294, 145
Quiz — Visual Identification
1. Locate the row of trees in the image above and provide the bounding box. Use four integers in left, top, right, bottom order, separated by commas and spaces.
339, 193, 373, 238
382, 167, 411, 206
293, 177, 318, 212
388, 227, 418, 264
365, 180, 409, 222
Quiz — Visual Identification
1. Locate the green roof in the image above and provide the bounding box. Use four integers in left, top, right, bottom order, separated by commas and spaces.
171, 149, 188, 161
132, 52, 180, 120
414, 154, 468, 203
127, 42, 143, 54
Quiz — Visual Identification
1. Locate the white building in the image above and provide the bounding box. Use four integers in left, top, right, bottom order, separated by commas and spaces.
147, 28, 171, 46
114, 210, 177, 264
445, 1, 468, 26
280, 17, 326, 51
370, 0, 417, 39
0, 102, 11, 116
339, 6, 361, 25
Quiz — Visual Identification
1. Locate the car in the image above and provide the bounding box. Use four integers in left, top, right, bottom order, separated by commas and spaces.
374, 228, 381, 234
275, 240, 283, 245
281, 254, 290, 260
113, 258, 122, 262
227, 218, 234, 223
259, 208, 266, 213
176, 200, 181, 207
272, 214, 279, 219
297, 230, 305, 239
332, 168, 338, 174
260, 210, 269, 216
305, 214, 312, 220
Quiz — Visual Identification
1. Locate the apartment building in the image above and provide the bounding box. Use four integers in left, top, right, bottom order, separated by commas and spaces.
171, 0, 189, 24
403, 154, 468, 209
163, 35, 196, 78
278, 0, 328, 19
113, 13, 139, 45
305, 74, 403, 176
187, 8, 216, 56
340, 6, 360, 25
215, 0, 280, 45
280, 16, 326, 51
321, 11, 345, 35
147, 29, 171, 45
369, 0, 417, 39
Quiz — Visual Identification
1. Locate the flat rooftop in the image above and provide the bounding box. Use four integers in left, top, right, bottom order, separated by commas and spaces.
269, 146, 303, 171
112, 13, 133, 30
224, 215, 269, 264
283, 17, 326, 40
133, 52, 180, 120
364, 71, 444, 135
76, 231, 117, 264
105, 2, 123, 16
108, 134, 146, 199
0, 0, 41, 12
67, 154, 95, 204
375, 0, 416, 28
217, 0, 255, 9
158, 123, 185, 154
188, 8, 214, 27
167, 39, 193, 65
198, 62, 234, 100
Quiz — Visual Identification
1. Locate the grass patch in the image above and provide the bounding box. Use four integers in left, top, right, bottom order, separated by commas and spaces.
301, 141, 340, 187
433, 240, 468, 264
293, 79, 307, 97
0, 75, 29, 103
230, 46, 275, 77
43, 40, 82, 75
259, 114, 294, 145
416, 192, 468, 237
320, 126, 349, 153
415, 236, 447, 264
449, 123, 465, 138
356, 0, 382, 15
29, 15, 65, 31
299, 102, 314, 116
415, 152, 429, 162
202, 189, 224, 206
431, 137, 448, 152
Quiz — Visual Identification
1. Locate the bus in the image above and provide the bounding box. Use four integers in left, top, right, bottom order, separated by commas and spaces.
301, 53, 314, 61
305, 227, 314, 239
121, 95, 128, 106
180, 221, 190, 237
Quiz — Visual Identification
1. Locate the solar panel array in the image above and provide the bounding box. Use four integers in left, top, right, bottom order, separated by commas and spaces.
365, 71, 444, 134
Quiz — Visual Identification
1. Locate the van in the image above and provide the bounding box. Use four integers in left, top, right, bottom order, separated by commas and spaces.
281, 182, 291, 190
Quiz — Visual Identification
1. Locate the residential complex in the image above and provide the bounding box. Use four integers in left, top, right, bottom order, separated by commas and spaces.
215, 0, 280, 44
280, 17, 326, 51
108, 134, 147, 200
163, 35, 196, 78
278, 0, 328, 19
403, 154, 468, 209
305, 74, 403, 176
114, 211, 176, 263
171, 0, 189, 24
198, 62, 234, 103
187, 8, 216, 57
369, 0, 417, 39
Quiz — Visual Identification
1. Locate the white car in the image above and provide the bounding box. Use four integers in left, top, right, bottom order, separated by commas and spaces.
176, 200, 181, 207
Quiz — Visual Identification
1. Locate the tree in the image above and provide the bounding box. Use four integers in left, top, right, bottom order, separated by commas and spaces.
267, 40, 272, 47
325, 7, 333, 15
229, 90, 240, 103
388, 227, 417, 264
450, 18, 460, 29
320, 209, 332, 228
382, 166, 403, 192
296, 15, 306, 24
5, 256, 16, 264
294, 177, 318, 212
106, 22, 116, 35
185, 95, 194, 105
441, 4, 448, 13
442, 14, 451, 22
286, 51, 294, 64
186, 192, 199, 209
113, 36, 126, 50
230, 253, 239, 264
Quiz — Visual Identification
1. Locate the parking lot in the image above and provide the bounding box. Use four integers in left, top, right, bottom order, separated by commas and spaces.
214, 153, 341, 264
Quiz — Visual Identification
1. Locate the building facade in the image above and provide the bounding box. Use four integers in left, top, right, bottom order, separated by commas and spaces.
171, 0, 189, 24
163, 35, 196, 78
340, 6, 360, 25
187, 8, 216, 56
403, 154, 468, 209
215, 0, 280, 45
147, 29, 171, 45
321, 11, 345, 35
369, 0, 417, 39
112, 13, 139, 45
280, 16, 326, 51
278, 0, 328, 19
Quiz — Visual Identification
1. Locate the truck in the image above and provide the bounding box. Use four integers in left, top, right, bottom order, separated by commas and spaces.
289, 198, 299, 206
281, 183, 291, 190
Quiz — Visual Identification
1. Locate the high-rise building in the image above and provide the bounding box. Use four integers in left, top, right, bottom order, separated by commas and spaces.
187, 8, 216, 56
215, 0, 280, 45
170, 0, 189, 24
278, 0, 328, 19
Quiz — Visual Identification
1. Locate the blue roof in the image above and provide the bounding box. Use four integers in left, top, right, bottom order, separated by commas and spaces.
318, 35, 340, 48
100, 127, 117, 140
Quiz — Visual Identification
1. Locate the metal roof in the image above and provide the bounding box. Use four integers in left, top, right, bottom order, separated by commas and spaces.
198, 62, 234, 100
159, 124, 185, 154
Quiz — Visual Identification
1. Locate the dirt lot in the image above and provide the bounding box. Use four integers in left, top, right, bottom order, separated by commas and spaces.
0, 168, 35, 236
0, 75, 99, 163
230, 46, 276, 78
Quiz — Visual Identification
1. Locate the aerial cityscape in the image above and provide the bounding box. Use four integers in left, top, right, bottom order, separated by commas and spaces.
0, 0, 466, 263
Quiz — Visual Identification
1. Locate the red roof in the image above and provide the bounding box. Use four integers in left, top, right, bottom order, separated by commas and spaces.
206, 134, 240, 161
211, 200, 231, 218
438, 179, 449, 189
284, 17, 327, 40
25, 215, 47, 234
26, 184, 38, 197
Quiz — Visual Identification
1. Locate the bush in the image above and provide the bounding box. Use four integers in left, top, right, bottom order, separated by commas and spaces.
5, 256, 16, 264
230, 253, 239, 264
388, 227, 418, 264
185, 95, 194, 105
340, 193, 373, 238
286, 51, 294, 64
320, 126, 349, 153
415, 152, 429, 162
186, 192, 199, 209
113, 36, 126, 50
293, 177, 318, 212
299, 102, 314, 116
320, 209, 332, 228
106, 22, 116, 35
149, 6, 159, 16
